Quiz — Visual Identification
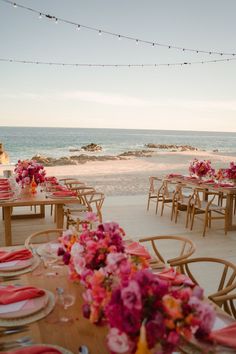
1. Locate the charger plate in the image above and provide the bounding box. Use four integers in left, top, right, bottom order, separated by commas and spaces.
0, 290, 55, 327
0, 291, 49, 319
0, 257, 34, 272
0, 255, 40, 277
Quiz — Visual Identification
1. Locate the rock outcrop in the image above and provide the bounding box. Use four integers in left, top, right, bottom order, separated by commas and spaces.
0, 143, 9, 164
145, 143, 198, 151
119, 150, 155, 157
81, 143, 102, 152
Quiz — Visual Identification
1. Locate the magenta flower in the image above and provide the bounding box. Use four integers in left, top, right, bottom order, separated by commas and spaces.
121, 280, 142, 311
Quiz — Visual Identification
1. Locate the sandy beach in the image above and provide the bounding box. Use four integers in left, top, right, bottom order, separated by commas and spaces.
0, 150, 235, 196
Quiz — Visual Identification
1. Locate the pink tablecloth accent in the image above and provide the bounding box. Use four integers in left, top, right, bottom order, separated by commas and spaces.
208, 323, 236, 348
52, 191, 76, 197
0, 249, 32, 263
125, 242, 151, 259
154, 267, 195, 286
2, 346, 62, 354
0, 285, 45, 305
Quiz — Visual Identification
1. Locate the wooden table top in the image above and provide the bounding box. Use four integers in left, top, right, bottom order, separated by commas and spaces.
0, 263, 108, 354
0, 192, 78, 207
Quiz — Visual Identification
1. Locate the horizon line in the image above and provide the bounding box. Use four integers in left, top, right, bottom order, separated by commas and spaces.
0, 125, 235, 134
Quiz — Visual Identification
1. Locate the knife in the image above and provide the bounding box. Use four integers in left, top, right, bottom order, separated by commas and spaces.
0, 326, 29, 336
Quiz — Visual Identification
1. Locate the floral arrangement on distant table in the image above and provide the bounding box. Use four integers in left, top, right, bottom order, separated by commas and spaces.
224, 162, 236, 181
14, 159, 46, 187
189, 159, 215, 178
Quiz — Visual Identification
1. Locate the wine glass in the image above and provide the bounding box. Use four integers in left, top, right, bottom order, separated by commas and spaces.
56, 287, 76, 323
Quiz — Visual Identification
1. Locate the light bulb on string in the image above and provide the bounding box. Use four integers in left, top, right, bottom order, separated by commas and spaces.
55, 18, 58, 24
77, 25, 81, 31
39, 13, 42, 19
118, 35, 121, 40
13, 3, 17, 7
98, 30, 102, 35
136, 39, 139, 45
152, 43, 155, 47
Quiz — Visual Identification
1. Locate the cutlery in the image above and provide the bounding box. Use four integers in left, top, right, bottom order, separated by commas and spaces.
0, 276, 20, 282
0, 336, 33, 350
78, 345, 89, 354
0, 326, 29, 337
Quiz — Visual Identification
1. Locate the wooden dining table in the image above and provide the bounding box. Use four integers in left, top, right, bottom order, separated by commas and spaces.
0, 262, 108, 354
166, 176, 236, 232
0, 192, 79, 246
0, 244, 235, 354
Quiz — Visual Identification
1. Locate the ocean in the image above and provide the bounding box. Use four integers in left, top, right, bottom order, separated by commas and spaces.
0, 126, 235, 164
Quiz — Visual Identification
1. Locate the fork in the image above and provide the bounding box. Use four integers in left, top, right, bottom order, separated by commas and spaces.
0, 336, 33, 350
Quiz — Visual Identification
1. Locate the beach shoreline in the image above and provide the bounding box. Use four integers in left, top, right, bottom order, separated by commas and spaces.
0, 150, 235, 196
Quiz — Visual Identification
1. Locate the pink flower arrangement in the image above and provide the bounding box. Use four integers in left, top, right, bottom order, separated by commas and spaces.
224, 162, 236, 180
189, 159, 215, 178
105, 269, 216, 354
14, 159, 46, 186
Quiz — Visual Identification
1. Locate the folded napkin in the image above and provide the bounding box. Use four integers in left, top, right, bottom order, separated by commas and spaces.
208, 323, 236, 348
52, 191, 76, 197
0, 186, 11, 191
0, 285, 45, 305
54, 185, 68, 191
218, 183, 234, 187
167, 173, 183, 178
202, 179, 215, 184
154, 267, 195, 286
2, 345, 61, 354
125, 242, 151, 259
0, 192, 13, 198
0, 249, 32, 263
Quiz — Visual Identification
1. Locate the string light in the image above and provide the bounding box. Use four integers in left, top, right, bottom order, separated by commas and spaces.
38, 13, 42, 19
77, 24, 81, 30
0, 57, 235, 68
1, 0, 236, 57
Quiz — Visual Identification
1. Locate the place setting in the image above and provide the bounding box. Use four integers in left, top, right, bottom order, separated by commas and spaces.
0, 248, 40, 278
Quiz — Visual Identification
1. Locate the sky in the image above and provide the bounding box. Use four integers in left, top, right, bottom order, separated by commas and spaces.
0, 0, 236, 132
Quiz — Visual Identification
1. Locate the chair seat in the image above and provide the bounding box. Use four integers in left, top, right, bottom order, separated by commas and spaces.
64, 203, 88, 212
197, 201, 226, 212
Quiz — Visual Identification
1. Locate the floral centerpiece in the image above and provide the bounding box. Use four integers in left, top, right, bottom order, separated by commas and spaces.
189, 159, 215, 179
14, 159, 46, 187
105, 269, 216, 354
223, 162, 236, 181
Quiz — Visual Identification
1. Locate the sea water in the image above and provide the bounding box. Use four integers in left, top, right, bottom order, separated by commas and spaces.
0, 126, 235, 164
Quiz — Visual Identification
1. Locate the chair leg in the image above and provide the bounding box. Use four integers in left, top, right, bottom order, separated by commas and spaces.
171, 201, 175, 221
174, 204, 179, 223
147, 196, 150, 211
186, 205, 191, 228
190, 208, 195, 231
160, 199, 165, 216
203, 211, 208, 237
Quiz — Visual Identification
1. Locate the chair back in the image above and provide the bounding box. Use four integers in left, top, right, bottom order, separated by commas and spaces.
172, 257, 236, 310
148, 176, 163, 194
83, 192, 105, 222
25, 229, 64, 250
139, 235, 196, 267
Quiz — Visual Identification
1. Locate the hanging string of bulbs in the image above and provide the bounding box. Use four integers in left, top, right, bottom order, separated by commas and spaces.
1, 0, 236, 57
0, 57, 235, 68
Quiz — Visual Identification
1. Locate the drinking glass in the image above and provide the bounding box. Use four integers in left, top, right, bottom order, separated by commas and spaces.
56, 287, 76, 323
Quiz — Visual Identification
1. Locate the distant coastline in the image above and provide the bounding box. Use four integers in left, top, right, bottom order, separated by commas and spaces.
0, 126, 236, 164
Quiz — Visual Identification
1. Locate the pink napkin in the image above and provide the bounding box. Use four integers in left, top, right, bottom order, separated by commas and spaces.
52, 191, 76, 197
0, 186, 11, 191
0, 192, 13, 198
185, 176, 198, 180
168, 173, 183, 178
54, 185, 68, 191
0, 285, 45, 305
125, 242, 151, 259
202, 179, 215, 184
218, 183, 234, 187
208, 323, 236, 348
0, 249, 32, 263
2, 346, 61, 354
154, 268, 195, 286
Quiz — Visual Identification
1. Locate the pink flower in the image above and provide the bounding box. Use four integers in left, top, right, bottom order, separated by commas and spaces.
85, 212, 98, 222
107, 328, 130, 353
121, 280, 142, 311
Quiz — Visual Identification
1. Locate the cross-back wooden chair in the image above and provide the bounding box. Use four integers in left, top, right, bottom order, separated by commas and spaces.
172, 257, 236, 317
147, 176, 164, 214
25, 229, 64, 250
189, 187, 228, 236
66, 191, 105, 230
159, 180, 178, 217
172, 184, 193, 225
139, 235, 196, 269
